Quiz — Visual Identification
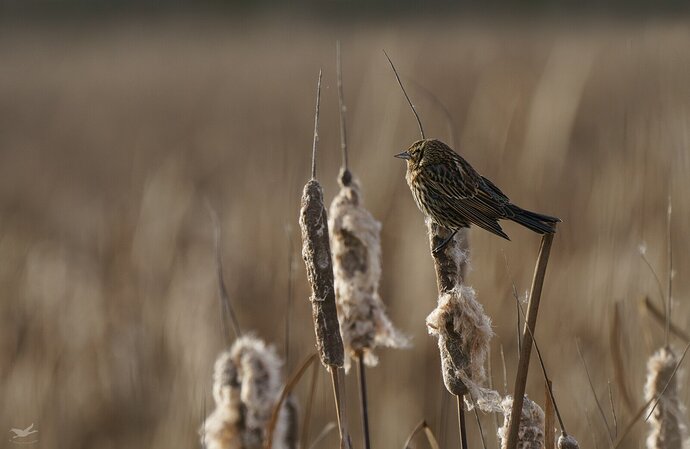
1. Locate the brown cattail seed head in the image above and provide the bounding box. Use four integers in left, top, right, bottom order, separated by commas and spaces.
299, 179, 345, 368
498, 396, 545, 449
644, 346, 688, 449
329, 174, 409, 370
203, 336, 291, 449
427, 222, 469, 292
557, 434, 580, 449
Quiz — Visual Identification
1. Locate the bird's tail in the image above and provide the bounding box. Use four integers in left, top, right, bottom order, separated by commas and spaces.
507, 204, 560, 235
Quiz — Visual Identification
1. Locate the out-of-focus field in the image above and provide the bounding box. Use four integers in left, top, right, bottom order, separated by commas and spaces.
1, 15, 689, 449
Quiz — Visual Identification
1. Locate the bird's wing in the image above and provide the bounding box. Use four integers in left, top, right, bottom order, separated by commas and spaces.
423, 160, 510, 238
481, 176, 509, 202
25, 424, 34, 432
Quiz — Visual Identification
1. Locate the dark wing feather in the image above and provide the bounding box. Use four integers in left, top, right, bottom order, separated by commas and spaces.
422, 158, 511, 239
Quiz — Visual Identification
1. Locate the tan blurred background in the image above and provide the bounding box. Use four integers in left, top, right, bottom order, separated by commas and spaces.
1, 10, 689, 449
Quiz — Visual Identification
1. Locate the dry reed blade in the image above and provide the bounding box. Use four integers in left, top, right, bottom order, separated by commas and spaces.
500, 345, 508, 396
584, 408, 599, 449
471, 402, 487, 449
665, 197, 673, 347
638, 245, 667, 321
610, 301, 636, 414
285, 226, 295, 368
301, 359, 320, 449
403, 420, 426, 449
505, 230, 556, 449
308, 423, 337, 449
487, 349, 501, 445
642, 296, 690, 343
207, 202, 242, 343
404, 420, 441, 449
607, 381, 618, 438
611, 397, 655, 449
423, 424, 442, 449
265, 353, 318, 449
575, 339, 614, 444
503, 253, 523, 357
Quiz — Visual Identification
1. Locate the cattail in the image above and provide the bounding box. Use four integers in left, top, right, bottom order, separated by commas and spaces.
298, 70, 350, 449
329, 172, 409, 370
644, 346, 688, 449
202, 335, 295, 449
557, 434, 580, 449
300, 177, 345, 368
424, 224, 495, 401
280, 395, 300, 449
497, 396, 545, 449
299, 71, 345, 370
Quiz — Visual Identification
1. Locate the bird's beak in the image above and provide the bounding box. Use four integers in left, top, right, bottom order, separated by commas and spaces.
394, 151, 411, 160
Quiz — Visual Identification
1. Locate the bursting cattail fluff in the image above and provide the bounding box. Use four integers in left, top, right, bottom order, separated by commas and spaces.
426, 284, 493, 397
498, 396, 545, 449
644, 346, 688, 449
329, 173, 409, 370
202, 336, 295, 449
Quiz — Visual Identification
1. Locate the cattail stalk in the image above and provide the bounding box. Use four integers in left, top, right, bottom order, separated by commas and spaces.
544, 381, 555, 449
298, 70, 350, 449
505, 230, 556, 449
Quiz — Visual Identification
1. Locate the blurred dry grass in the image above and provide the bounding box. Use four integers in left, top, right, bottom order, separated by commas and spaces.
1, 15, 689, 449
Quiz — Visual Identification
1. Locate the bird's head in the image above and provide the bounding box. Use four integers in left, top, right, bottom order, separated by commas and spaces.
394, 139, 451, 168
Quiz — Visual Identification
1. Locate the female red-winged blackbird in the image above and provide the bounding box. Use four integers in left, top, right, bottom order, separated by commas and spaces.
395, 139, 560, 252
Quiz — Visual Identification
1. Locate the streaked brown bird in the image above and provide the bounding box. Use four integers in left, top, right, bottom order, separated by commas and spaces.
395, 138, 560, 252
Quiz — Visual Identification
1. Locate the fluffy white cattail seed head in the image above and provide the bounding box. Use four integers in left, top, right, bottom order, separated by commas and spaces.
202, 336, 295, 449
498, 396, 545, 449
644, 346, 688, 449
329, 175, 409, 370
